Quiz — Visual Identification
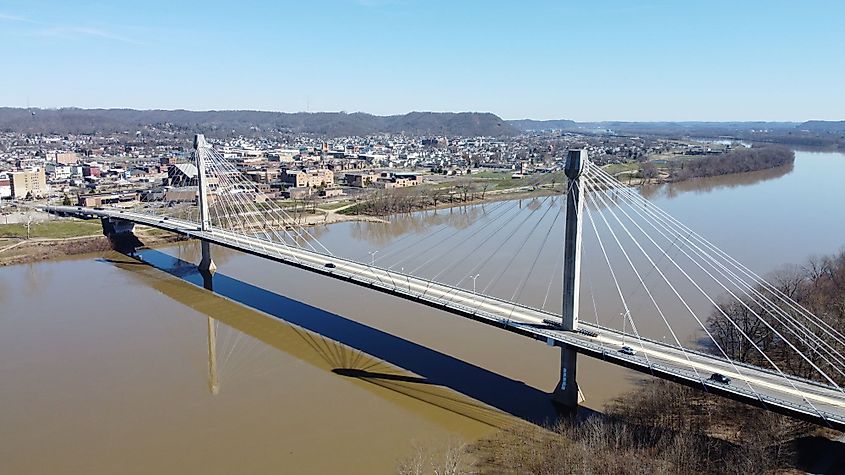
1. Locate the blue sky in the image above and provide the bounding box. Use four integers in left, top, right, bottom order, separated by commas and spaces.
1, 0, 842, 121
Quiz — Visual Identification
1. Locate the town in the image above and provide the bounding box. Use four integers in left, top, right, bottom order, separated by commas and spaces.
0, 125, 741, 222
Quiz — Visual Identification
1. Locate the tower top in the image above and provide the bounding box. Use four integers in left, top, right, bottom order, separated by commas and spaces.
565, 149, 587, 179
194, 134, 207, 150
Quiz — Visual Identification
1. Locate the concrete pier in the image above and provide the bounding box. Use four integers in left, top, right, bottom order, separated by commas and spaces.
199, 240, 217, 274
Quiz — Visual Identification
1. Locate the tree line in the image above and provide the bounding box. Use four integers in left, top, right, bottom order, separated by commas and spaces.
340, 181, 497, 216
670, 146, 795, 181
707, 249, 845, 386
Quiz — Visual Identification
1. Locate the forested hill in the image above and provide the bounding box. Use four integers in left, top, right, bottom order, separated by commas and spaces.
0, 108, 518, 137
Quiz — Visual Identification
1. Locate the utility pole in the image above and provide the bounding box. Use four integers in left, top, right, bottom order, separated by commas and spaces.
25, 214, 33, 240
553, 149, 587, 410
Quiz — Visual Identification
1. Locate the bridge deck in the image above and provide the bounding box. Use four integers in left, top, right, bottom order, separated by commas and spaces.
47, 205, 845, 430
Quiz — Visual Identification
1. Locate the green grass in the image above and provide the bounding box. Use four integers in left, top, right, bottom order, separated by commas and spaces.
494, 178, 532, 190
337, 203, 364, 215
317, 201, 351, 210
0, 219, 103, 239
602, 162, 641, 175
470, 170, 511, 179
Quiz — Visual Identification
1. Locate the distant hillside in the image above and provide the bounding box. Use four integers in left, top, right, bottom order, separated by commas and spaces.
507, 119, 577, 131
0, 108, 518, 137
507, 119, 806, 134
801, 120, 845, 132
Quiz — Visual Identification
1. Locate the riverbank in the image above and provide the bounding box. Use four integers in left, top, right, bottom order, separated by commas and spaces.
607, 145, 795, 186
0, 224, 185, 266
337, 182, 561, 218
407, 378, 844, 474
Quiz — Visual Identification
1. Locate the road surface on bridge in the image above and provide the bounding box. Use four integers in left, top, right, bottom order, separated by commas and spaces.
45, 205, 845, 430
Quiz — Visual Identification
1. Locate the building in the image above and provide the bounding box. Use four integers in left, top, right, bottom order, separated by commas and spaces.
9, 168, 48, 198
268, 149, 300, 163
45, 163, 72, 181
50, 152, 79, 165
82, 165, 101, 178
283, 186, 312, 199
376, 172, 421, 189
167, 163, 198, 186
245, 168, 281, 184
319, 187, 344, 198
283, 168, 334, 188
0, 173, 11, 198
77, 191, 139, 208
166, 163, 219, 188
344, 171, 379, 187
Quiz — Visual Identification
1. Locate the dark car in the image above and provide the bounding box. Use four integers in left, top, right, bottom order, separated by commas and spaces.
709, 373, 731, 384
324, 262, 336, 269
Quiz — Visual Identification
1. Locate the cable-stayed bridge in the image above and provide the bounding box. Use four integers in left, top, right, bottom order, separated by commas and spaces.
43, 135, 845, 430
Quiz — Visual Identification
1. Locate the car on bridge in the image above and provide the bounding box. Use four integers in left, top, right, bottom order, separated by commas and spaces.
619, 345, 637, 356
324, 262, 336, 269
709, 373, 731, 384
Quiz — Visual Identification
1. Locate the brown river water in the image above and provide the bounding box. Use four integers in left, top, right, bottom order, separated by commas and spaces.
1, 150, 844, 474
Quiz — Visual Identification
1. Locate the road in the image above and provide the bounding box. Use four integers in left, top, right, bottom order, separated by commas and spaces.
45, 205, 845, 430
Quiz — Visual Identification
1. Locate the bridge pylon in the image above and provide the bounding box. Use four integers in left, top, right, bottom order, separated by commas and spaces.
194, 134, 217, 274
553, 149, 587, 410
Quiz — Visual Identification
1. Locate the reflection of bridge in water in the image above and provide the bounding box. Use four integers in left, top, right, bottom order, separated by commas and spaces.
44, 135, 845, 431
112, 249, 554, 427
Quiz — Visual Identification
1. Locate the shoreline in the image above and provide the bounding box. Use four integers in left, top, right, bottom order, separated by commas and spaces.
0, 156, 803, 266
0, 227, 186, 267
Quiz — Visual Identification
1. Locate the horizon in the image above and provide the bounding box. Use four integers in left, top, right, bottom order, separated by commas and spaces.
1, 1, 843, 122
1, 106, 840, 124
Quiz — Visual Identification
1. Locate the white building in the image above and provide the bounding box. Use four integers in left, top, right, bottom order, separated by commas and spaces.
0, 172, 11, 198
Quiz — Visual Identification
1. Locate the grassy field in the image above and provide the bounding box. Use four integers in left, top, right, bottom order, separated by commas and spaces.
470, 170, 511, 179
601, 162, 641, 175
316, 201, 350, 211
0, 219, 103, 239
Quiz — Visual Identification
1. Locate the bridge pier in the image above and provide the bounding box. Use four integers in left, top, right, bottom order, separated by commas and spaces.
552, 149, 588, 411
553, 345, 581, 409
100, 217, 143, 254
100, 216, 135, 236
198, 240, 217, 274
